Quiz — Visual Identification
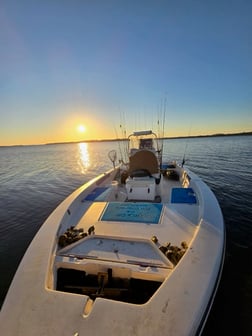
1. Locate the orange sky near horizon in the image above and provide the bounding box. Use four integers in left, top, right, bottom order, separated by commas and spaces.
1, 113, 250, 147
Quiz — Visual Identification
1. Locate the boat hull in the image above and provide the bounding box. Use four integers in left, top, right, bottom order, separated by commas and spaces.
0, 165, 225, 336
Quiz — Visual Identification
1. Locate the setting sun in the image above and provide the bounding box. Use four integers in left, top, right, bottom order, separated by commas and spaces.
77, 124, 86, 133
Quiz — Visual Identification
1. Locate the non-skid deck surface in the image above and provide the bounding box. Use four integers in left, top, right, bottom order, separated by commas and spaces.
100, 202, 163, 224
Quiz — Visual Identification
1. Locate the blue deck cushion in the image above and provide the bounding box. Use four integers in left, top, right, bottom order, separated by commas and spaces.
101, 202, 163, 224
171, 188, 197, 204
84, 187, 108, 201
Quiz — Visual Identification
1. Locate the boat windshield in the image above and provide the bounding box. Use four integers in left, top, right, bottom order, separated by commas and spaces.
128, 130, 160, 154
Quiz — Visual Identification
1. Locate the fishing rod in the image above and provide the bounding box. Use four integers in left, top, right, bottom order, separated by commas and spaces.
113, 125, 123, 165
182, 125, 192, 167
159, 96, 167, 168
111, 107, 128, 167
120, 121, 128, 164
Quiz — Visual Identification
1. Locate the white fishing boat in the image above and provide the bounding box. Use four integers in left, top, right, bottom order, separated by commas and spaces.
0, 130, 225, 336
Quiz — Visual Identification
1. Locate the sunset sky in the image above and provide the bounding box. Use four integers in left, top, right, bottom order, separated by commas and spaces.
1, 0, 251, 146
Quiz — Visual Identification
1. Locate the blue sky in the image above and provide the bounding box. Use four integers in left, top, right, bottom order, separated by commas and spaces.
0, 0, 251, 145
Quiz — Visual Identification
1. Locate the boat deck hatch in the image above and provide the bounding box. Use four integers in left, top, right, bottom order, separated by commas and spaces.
100, 202, 163, 224
58, 236, 172, 267
56, 268, 162, 304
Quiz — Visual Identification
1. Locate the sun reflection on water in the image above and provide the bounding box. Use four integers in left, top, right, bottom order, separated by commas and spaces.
78, 143, 90, 174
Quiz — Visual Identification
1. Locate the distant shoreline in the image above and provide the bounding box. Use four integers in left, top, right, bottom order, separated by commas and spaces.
45, 131, 252, 145
1, 131, 251, 148
162, 131, 252, 140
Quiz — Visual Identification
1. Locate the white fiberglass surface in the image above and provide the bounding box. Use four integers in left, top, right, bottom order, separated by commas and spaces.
59, 236, 172, 268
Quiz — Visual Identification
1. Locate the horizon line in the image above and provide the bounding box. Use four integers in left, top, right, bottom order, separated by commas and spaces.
1, 131, 251, 148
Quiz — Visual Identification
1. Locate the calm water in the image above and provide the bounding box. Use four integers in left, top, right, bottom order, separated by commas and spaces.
0, 136, 251, 335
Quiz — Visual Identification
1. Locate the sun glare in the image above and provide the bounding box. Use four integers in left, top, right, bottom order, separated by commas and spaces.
77, 124, 86, 133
